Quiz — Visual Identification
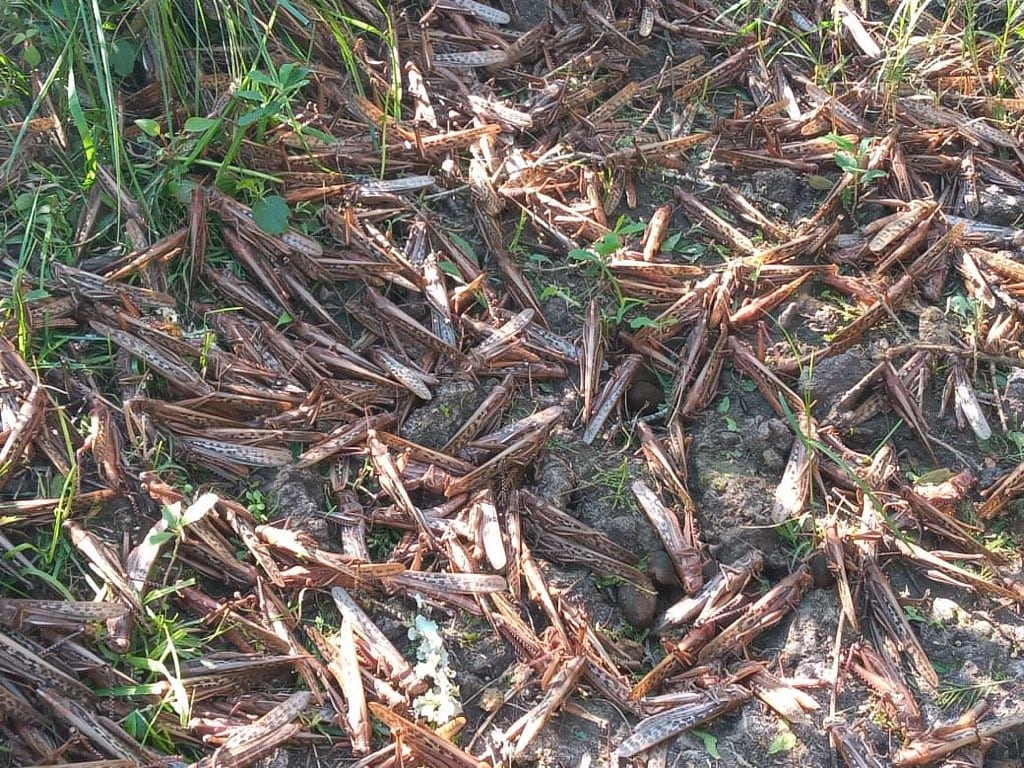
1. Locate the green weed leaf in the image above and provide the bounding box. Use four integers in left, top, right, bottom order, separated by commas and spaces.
662, 231, 682, 251
768, 729, 797, 755
279, 0, 311, 23
614, 216, 646, 236
237, 105, 272, 128
824, 132, 856, 153
834, 152, 858, 173
447, 233, 479, 266
629, 316, 660, 330
593, 232, 622, 256
23, 44, 41, 67
438, 260, 462, 279
691, 729, 720, 758
1008, 431, 1024, 452
134, 118, 161, 136
110, 39, 137, 77
247, 71, 276, 87
184, 116, 220, 132
252, 195, 290, 234
299, 126, 335, 144
234, 89, 264, 102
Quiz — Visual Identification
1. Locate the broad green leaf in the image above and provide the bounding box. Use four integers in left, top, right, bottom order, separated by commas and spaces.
593, 232, 622, 255
23, 44, 41, 67
824, 132, 856, 153
768, 729, 797, 755
1009, 431, 1024, 451
247, 71, 276, 87
110, 39, 137, 77
834, 152, 858, 173
614, 216, 646, 235
14, 192, 36, 212
447, 233, 479, 266
237, 105, 272, 128
438, 260, 462, 278
234, 89, 264, 102
717, 396, 731, 414
629, 316, 660, 330
134, 118, 161, 136
691, 730, 720, 759
299, 126, 335, 144
252, 195, 290, 234
183, 116, 220, 132
162, 502, 182, 526
662, 231, 683, 251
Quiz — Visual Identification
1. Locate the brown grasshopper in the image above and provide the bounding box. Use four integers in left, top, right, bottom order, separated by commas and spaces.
631, 480, 702, 593
195, 690, 311, 768
654, 549, 764, 633
697, 564, 811, 663
369, 703, 488, 768
860, 557, 939, 689
894, 704, 1024, 766
616, 685, 751, 758
826, 718, 889, 768
846, 641, 923, 736
502, 655, 586, 760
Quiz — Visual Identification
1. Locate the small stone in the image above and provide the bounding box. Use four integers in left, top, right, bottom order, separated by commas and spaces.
918, 306, 952, 345
401, 379, 477, 449
931, 597, 960, 624
265, 466, 330, 546
647, 549, 679, 588
762, 447, 785, 471
618, 582, 657, 630
532, 453, 576, 509
978, 184, 1024, 227
808, 350, 875, 417
808, 551, 834, 589
478, 686, 505, 713
626, 379, 665, 415
254, 749, 288, 768
604, 516, 641, 553
767, 418, 792, 450
718, 430, 741, 449
752, 168, 800, 209
1003, 368, 1024, 427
